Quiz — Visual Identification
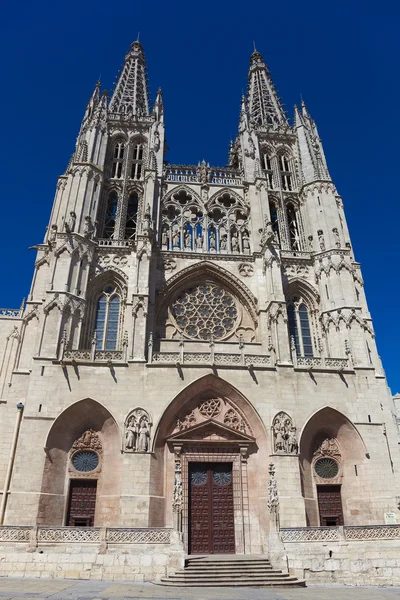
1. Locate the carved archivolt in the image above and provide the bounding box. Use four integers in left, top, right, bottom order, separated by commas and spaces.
175, 396, 252, 436
271, 412, 298, 454
124, 408, 152, 453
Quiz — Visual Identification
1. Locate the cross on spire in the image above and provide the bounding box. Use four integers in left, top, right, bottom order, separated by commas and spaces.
246, 49, 287, 129
109, 40, 150, 116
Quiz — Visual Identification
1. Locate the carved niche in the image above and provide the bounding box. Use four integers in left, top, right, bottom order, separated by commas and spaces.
174, 396, 252, 437
271, 412, 298, 455
124, 408, 152, 453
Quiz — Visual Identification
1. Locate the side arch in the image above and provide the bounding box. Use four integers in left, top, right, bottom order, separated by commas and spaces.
39, 398, 122, 526
299, 406, 368, 526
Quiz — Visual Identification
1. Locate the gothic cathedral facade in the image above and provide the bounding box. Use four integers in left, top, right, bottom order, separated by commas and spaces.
0, 40, 399, 556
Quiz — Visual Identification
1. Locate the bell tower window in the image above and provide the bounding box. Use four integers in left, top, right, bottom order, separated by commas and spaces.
103, 191, 118, 239
263, 153, 274, 188
269, 201, 280, 243
279, 154, 292, 191
287, 203, 300, 250
288, 299, 313, 356
94, 286, 120, 350
111, 142, 125, 179
131, 144, 143, 180
125, 192, 139, 239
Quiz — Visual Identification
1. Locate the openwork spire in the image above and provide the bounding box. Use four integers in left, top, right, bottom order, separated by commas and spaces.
109, 40, 150, 116
247, 50, 287, 128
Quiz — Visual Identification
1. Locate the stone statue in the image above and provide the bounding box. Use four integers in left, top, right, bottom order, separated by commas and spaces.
242, 231, 250, 253
142, 205, 151, 233
195, 233, 203, 251
198, 161, 208, 184
65, 211, 76, 233
138, 420, 150, 452
333, 227, 340, 248
49, 224, 57, 246
83, 216, 95, 239
231, 232, 239, 252
288, 427, 298, 454
125, 417, 137, 450
209, 231, 216, 251
272, 412, 297, 454
318, 230, 325, 251
153, 129, 160, 152
172, 229, 180, 249
308, 235, 314, 251
161, 228, 168, 248
184, 229, 191, 249
220, 235, 227, 251
267, 463, 280, 531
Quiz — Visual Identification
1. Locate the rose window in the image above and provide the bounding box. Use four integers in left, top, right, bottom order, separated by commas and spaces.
314, 458, 339, 479
171, 284, 238, 340
71, 451, 99, 472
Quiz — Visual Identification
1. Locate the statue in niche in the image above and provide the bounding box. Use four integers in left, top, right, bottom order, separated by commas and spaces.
125, 416, 137, 450
161, 228, 168, 248
142, 205, 152, 234
272, 412, 298, 454
137, 421, 150, 452
84, 215, 95, 239
172, 229, 180, 249
48, 224, 58, 247
209, 231, 216, 251
184, 229, 191, 249
332, 227, 340, 248
308, 235, 314, 251
65, 211, 76, 233
318, 230, 325, 251
242, 231, 250, 253
124, 409, 152, 452
195, 233, 203, 251
198, 160, 208, 184
231, 232, 239, 252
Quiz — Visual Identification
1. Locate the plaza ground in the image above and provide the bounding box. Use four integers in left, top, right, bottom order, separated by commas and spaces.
0, 578, 398, 600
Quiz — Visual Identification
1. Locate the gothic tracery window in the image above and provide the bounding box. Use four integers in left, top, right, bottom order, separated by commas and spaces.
287, 297, 313, 356
111, 142, 125, 179
103, 191, 118, 238
94, 286, 120, 350
263, 152, 274, 188
287, 203, 300, 250
131, 143, 143, 180
124, 192, 139, 239
279, 153, 292, 191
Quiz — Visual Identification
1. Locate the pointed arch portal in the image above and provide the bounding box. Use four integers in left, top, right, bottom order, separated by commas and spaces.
151, 374, 269, 554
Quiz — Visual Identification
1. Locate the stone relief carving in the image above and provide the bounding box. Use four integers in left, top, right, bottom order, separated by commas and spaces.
163, 257, 177, 273
172, 454, 183, 513
71, 429, 103, 454
174, 397, 252, 436
124, 408, 152, 453
318, 229, 325, 251
272, 412, 298, 454
98, 254, 128, 267
238, 263, 254, 277
313, 437, 341, 460
268, 463, 280, 531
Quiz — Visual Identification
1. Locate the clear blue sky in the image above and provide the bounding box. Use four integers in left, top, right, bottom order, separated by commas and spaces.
1, 1, 399, 391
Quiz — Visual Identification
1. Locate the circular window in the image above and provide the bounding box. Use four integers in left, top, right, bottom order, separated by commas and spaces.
314, 457, 339, 479
72, 451, 99, 472
171, 284, 239, 341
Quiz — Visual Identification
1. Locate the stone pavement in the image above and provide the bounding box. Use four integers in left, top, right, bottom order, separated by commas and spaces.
0, 579, 398, 600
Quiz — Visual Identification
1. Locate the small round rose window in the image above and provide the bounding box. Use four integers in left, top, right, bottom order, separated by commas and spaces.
171, 284, 238, 340
314, 457, 339, 479
72, 451, 99, 472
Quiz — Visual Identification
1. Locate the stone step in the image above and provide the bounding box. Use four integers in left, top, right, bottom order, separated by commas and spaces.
181, 568, 282, 575
166, 574, 290, 581
158, 577, 306, 588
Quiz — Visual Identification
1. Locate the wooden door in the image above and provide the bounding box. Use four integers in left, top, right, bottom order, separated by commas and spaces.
67, 480, 97, 526
189, 463, 235, 554
317, 485, 344, 526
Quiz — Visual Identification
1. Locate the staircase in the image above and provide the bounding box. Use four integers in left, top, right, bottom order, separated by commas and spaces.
158, 555, 306, 587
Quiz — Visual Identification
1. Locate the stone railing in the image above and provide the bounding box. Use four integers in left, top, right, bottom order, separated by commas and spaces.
98, 239, 132, 248
150, 351, 271, 367
165, 166, 199, 183
0, 526, 172, 545
164, 165, 243, 186
0, 308, 23, 319
62, 349, 125, 363
209, 168, 242, 186
294, 356, 349, 370
281, 525, 400, 543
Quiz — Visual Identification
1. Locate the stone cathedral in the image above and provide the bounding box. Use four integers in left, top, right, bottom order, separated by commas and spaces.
0, 39, 399, 583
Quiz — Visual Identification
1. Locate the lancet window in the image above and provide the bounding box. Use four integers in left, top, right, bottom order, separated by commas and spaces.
279, 154, 292, 191
111, 142, 125, 179
160, 189, 250, 254
103, 191, 118, 238
131, 144, 143, 180
269, 201, 280, 242
94, 286, 120, 350
124, 192, 139, 239
286, 203, 300, 250
287, 297, 313, 356
263, 153, 274, 188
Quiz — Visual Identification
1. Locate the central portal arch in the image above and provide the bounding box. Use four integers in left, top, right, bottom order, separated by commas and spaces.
151, 374, 269, 554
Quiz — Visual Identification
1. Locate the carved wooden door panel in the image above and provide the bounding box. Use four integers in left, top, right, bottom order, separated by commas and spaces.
67, 480, 97, 526
189, 463, 235, 554
317, 485, 344, 526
